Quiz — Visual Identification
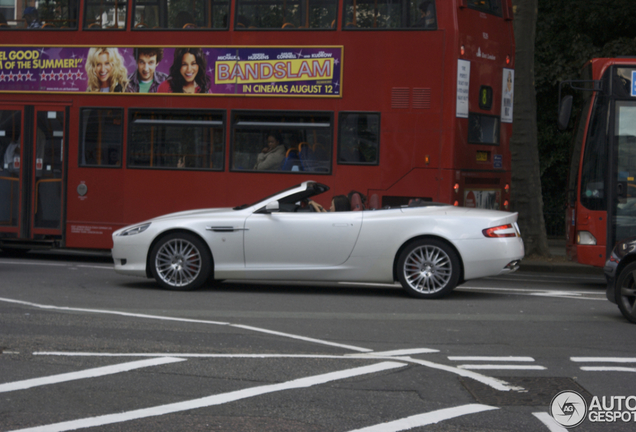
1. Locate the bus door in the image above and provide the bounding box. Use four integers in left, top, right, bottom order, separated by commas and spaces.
611, 99, 636, 248
0, 106, 68, 245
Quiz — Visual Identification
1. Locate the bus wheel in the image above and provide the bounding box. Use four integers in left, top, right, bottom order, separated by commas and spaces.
615, 262, 636, 324
149, 233, 211, 291
397, 239, 460, 299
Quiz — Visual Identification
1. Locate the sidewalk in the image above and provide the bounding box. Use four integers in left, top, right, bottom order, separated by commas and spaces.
518, 238, 605, 275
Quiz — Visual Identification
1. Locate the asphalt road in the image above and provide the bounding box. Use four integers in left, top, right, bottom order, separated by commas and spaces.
1, 250, 635, 432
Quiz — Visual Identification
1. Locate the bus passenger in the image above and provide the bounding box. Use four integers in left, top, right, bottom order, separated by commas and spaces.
85, 48, 129, 92
309, 195, 350, 212
174, 11, 196, 29
331, 195, 350, 212
254, 132, 285, 170
157, 48, 210, 94
23, 7, 41, 29
126, 48, 168, 93
412, 1, 436, 29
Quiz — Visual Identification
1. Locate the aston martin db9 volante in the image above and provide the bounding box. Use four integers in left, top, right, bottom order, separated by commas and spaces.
112, 181, 524, 298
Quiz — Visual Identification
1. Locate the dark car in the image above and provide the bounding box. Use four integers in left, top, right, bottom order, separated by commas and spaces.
604, 236, 636, 323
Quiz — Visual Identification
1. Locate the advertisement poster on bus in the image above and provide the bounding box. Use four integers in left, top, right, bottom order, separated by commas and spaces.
464, 189, 501, 210
0, 46, 342, 97
456, 59, 470, 118
501, 68, 514, 123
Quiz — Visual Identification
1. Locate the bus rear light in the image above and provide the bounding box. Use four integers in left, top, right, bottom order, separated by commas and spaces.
577, 231, 597, 245
454, 201, 459, 206
503, 200, 509, 210
425, 154, 430, 165
506, 55, 511, 65
460, 45, 465, 56
454, 183, 459, 193
482, 224, 517, 238
504, 183, 510, 194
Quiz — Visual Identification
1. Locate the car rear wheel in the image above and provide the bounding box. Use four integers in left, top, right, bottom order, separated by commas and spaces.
149, 232, 212, 291
615, 261, 636, 324
397, 239, 460, 299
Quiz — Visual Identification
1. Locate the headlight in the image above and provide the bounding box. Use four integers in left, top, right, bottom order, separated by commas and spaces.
577, 231, 596, 245
117, 223, 151, 236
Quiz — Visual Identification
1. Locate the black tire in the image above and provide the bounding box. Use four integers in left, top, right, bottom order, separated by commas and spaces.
615, 261, 636, 324
149, 232, 212, 291
397, 239, 460, 299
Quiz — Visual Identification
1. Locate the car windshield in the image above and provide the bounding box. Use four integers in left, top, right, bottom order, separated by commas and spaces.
233, 182, 328, 210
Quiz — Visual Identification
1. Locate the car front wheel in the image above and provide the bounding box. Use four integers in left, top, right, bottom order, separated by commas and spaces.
397, 239, 460, 299
149, 232, 212, 291
615, 261, 636, 324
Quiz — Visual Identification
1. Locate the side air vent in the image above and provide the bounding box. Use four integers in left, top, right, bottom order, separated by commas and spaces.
413, 88, 431, 109
391, 87, 410, 109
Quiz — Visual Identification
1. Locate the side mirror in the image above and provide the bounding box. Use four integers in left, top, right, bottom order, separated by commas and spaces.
558, 95, 573, 131
265, 201, 280, 213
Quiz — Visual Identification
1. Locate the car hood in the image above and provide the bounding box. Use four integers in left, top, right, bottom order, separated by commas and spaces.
150, 207, 235, 221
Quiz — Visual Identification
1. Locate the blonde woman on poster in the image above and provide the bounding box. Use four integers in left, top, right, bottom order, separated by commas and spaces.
85, 48, 129, 92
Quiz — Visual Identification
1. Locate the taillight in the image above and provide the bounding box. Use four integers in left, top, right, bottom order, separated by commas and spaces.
482, 224, 517, 238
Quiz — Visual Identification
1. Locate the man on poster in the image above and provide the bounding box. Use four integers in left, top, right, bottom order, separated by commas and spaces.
126, 48, 167, 93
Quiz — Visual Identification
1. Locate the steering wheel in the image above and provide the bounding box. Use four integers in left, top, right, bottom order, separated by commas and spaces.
307, 200, 317, 212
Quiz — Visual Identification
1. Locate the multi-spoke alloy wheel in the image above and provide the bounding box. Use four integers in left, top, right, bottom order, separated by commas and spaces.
150, 233, 211, 291
397, 239, 460, 299
615, 262, 636, 324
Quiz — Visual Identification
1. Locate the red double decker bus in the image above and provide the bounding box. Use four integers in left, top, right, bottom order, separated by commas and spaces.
560, 58, 636, 267
0, 0, 515, 251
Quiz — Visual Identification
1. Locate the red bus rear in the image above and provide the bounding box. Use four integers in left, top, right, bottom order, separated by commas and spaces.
0, 0, 515, 250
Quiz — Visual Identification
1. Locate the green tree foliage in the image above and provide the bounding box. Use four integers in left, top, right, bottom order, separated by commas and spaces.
535, 0, 636, 236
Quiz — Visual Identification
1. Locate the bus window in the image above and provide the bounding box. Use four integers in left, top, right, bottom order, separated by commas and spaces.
0, 110, 20, 227
79, 108, 123, 167
614, 100, 636, 241
2, 1, 80, 29
132, 0, 229, 29
343, 0, 436, 29
231, 112, 332, 173
468, 113, 500, 145
84, 0, 127, 29
235, 0, 337, 29
338, 112, 380, 165
466, 0, 502, 17
128, 110, 224, 170
580, 91, 609, 211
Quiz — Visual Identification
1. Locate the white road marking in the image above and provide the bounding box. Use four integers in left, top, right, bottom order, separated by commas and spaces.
458, 365, 547, 370
533, 412, 568, 432
0, 357, 185, 393
0, 261, 69, 267
32, 351, 526, 393
0, 297, 371, 353
571, 357, 636, 363
449, 356, 535, 362
487, 275, 605, 283
580, 366, 636, 372
395, 356, 525, 392
363, 348, 439, 356
33, 352, 382, 359
7, 361, 406, 432
347, 404, 498, 432
232, 324, 372, 352
457, 286, 605, 300
1, 296, 525, 393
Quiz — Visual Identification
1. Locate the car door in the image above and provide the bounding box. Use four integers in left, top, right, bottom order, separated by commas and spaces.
243, 210, 362, 268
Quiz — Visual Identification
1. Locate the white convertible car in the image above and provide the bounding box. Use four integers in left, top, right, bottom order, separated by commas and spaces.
112, 181, 524, 298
